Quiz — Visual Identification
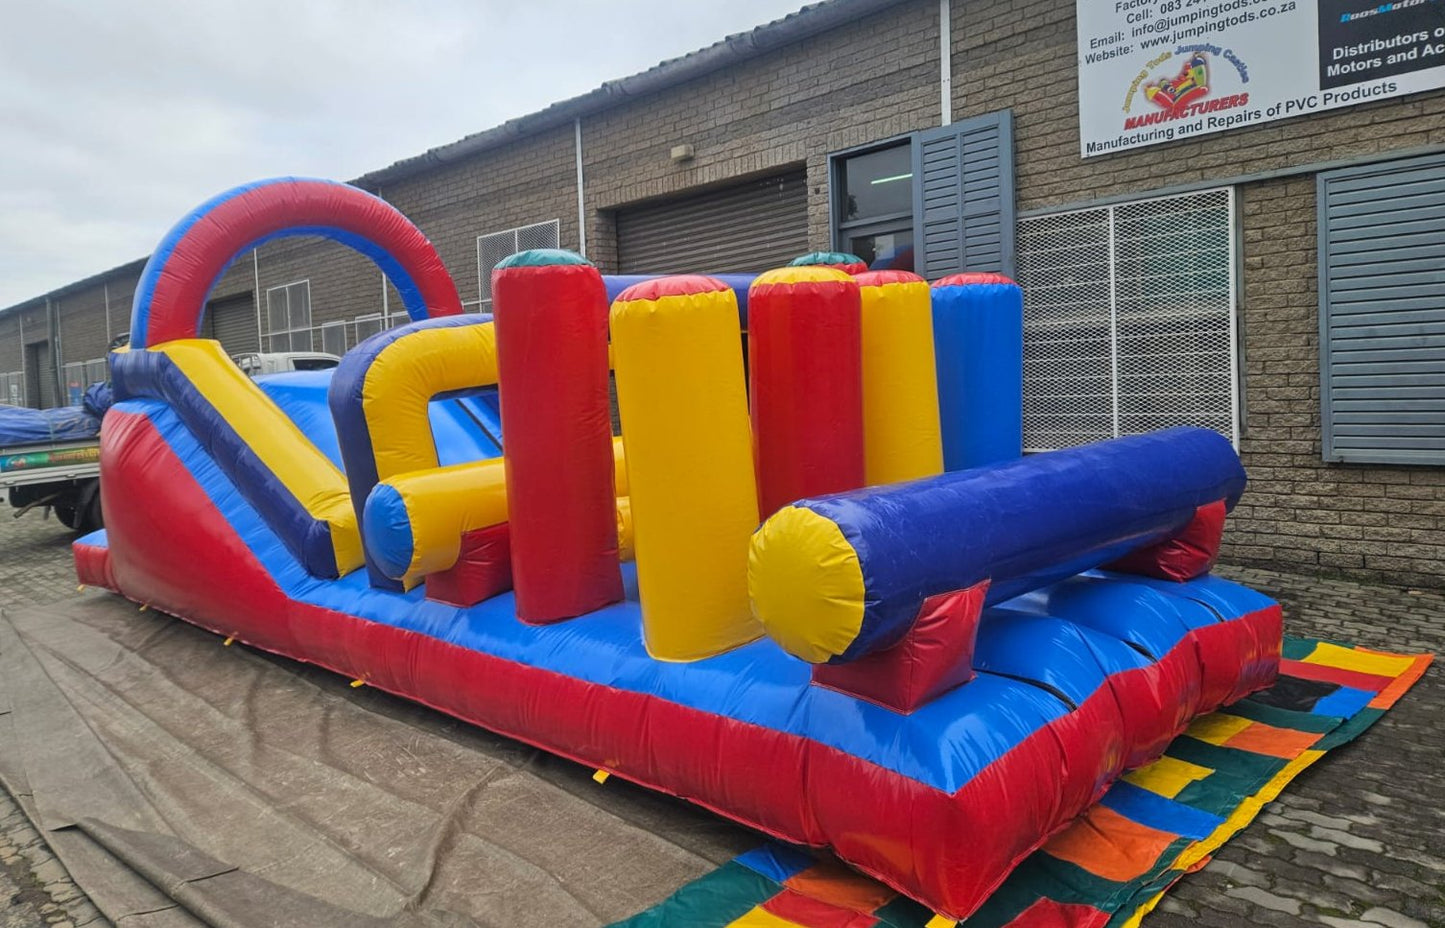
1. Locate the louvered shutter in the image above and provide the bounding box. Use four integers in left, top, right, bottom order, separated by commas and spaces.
1318, 153, 1445, 465
912, 111, 1016, 281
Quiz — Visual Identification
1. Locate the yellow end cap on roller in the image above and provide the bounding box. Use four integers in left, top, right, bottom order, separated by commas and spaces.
611, 279, 761, 661
748, 505, 866, 664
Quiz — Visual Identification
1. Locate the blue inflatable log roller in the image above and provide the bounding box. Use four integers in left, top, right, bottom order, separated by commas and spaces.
932, 273, 1025, 470
749, 427, 1246, 707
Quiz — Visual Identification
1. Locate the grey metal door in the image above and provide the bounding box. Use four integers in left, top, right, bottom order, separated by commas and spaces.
207, 293, 260, 356
26, 341, 56, 409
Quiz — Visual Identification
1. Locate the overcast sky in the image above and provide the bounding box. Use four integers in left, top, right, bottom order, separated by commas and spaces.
0, 0, 810, 308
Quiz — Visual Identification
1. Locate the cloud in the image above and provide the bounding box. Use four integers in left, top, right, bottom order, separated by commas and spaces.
0, 0, 809, 307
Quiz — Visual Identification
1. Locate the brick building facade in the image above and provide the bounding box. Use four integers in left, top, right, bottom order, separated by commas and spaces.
3, 0, 1442, 588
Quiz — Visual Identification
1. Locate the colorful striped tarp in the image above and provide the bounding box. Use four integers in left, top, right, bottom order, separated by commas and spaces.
611, 637, 1432, 928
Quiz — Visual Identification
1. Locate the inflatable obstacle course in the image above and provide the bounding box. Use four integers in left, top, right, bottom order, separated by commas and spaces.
77, 177, 1282, 922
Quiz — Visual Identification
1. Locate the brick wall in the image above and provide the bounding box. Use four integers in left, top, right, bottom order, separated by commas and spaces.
58, 288, 110, 368
381, 124, 580, 299
582, 0, 940, 265
103, 270, 143, 344
963, 0, 1445, 589
1226, 176, 1445, 586
0, 313, 21, 375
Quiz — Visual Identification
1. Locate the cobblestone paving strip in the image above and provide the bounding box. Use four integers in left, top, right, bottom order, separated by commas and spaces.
1, 513, 106, 928
0, 510, 1440, 927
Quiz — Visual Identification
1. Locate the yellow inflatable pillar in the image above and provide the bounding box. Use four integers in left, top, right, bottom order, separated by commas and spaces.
856, 270, 944, 485
610, 275, 761, 660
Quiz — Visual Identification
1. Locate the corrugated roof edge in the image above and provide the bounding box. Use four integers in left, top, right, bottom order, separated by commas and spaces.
352, 0, 911, 189
1, 256, 149, 319
4, 0, 911, 318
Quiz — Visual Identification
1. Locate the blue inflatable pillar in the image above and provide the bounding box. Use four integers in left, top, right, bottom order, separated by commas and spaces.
931, 273, 1024, 470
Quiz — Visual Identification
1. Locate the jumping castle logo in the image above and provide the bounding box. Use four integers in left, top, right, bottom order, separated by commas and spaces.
1145, 54, 1211, 110
1121, 46, 1253, 132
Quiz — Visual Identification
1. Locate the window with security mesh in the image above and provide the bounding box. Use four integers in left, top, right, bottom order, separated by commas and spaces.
1016, 189, 1237, 452
0, 371, 22, 406
264, 280, 313, 353
476, 220, 561, 310
62, 361, 87, 405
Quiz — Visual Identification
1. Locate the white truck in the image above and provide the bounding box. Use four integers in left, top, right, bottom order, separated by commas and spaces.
231, 351, 342, 376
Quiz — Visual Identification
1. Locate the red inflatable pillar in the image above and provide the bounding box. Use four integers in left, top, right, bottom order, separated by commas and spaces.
748, 266, 865, 517
492, 250, 623, 622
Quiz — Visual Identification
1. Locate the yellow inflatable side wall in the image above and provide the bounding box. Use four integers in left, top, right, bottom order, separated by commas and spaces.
610, 280, 762, 661
857, 273, 944, 485
364, 321, 500, 480
158, 339, 363, 574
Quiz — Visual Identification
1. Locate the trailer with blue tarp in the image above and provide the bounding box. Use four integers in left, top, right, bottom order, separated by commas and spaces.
0, 391, 109, 532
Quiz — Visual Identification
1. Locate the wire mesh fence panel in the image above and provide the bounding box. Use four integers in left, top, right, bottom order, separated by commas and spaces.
320, 321, 346, 358
264, 282, 314, 353
1017, 206, 1114, 451
477, 220, 560, 310
516, 219, 560, 253
1017, 189, 1237, 451
354, 314, 385, 344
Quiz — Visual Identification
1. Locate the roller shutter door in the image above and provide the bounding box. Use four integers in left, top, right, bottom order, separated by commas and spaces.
206, 293, 260, 356
616, 170, 809, 274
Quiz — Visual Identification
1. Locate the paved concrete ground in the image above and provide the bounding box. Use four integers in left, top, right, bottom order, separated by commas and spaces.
0, 508, 1440, 928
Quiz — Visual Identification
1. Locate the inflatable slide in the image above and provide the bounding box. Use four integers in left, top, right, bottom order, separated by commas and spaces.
75, 178, 1281, 922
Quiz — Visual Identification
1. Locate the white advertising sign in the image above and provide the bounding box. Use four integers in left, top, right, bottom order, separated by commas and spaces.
1078, 0, 1445, 157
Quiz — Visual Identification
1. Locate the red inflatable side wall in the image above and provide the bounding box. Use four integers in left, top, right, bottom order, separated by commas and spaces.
748, 268, 865, 517
492, 257, 622, 622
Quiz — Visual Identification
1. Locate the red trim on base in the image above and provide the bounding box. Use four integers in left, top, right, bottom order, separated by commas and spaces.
426, 523, 512, 607
89, 412, 1281, 921
1107, 500, 1227, 582
492, 262, 623, 622
812, 581, 988, 713
73, 541, 116, 591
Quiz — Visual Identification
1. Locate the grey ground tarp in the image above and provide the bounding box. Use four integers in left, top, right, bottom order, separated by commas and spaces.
0, 594, 754, 927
